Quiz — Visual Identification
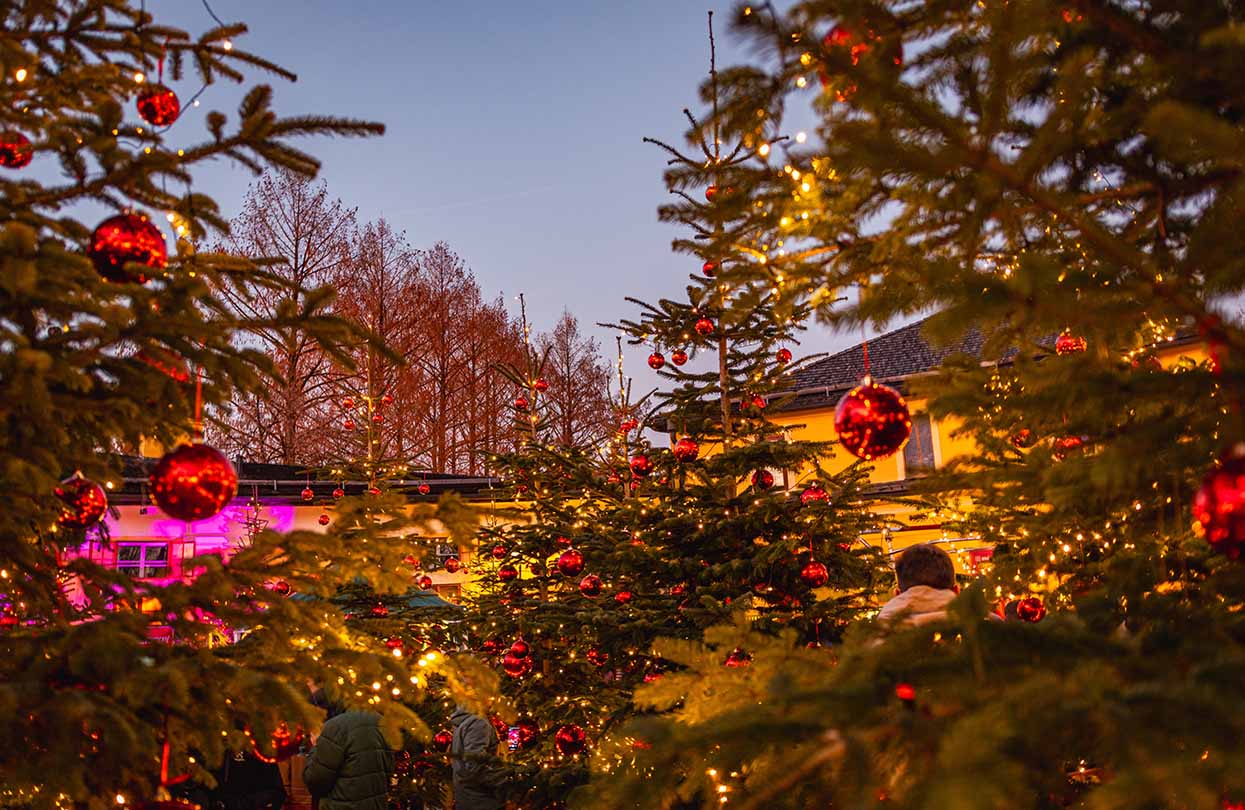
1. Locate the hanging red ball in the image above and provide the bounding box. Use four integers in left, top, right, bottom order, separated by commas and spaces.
136, 85, 180, 126
342, 397, 355, 409
89, 214, 167, 283
368, 485, 382, 496
619, 416, 640, 433
1055, 330, 1087, 355
704, 185, 718, 201
270, 580, 291, 596
515, 718, 540, 749
332, 487, 345, 499
1052, 435, 1085, 461
800, 560, 829, 587
317, 513, 330, 526
1015, 596, 1047, 622
370, 603, 389, 617
510, 638, 530, 658
671, 349, 689, 366
579, 574, 603, 597
534, 378, 550, 392
751, 469, 775, 490
55, 474, 108, 529
614, 590, 633, 605
1011, 429, 1034, 449
702, 260, 717, 277
557, 549, 585, 577
491, 544, 508, 559
498, 564, 519, 582
554, 724, 587, 755
751, 395, 767, 410
895, 683, 916, 702
776, 347, 793, 364
385, 637, 404, 650
443, 557, 461, 573
0, 131, 33, 169
501, 651, 533, 678
417, 482, 431, 495
343, 419, 356, 430
648, 352, 665, 370
724, 648, 752, 668
557, 535, 573, 547
629, 453, 654, 478
301, 486, 314, 502
417, 575, 434, 590
149, 443, 237, 521
381, 393, 394, 406
672, 437, 700, 463
432, 730, 453, 751
800, 484, 829, 505
514, 395, 529, 411
1194, 444, 1245, 557
694, 317, 715, 336
372, 413, 383, 425
834, 378, 912, 460
586, 647, 609, 667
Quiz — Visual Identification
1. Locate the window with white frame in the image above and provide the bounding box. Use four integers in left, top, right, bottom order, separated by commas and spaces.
902, 413, 937, 476
116, 542, 169, 578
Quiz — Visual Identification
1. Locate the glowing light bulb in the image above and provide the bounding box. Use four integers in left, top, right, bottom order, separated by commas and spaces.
14, 68, 27, 82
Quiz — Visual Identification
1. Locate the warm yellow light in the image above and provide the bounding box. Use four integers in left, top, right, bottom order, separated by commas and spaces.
223, 40, 233, 51
134, 72, 145, 83
757, 143, 770, 157
795, 131, 807, 143
14, 68, 27, 82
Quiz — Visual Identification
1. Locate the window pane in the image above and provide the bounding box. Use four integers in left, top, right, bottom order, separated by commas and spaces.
903, 414, 935, 474
117, 545, 143, 562
143, 545, 168, 562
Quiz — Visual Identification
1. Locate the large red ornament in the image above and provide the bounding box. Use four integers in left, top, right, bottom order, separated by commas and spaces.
702, 260, 717, 277
432, 730, 453, 751
515, 718, 540, 749
514, 395, 529, 411
301, 486, 315, 502
834, 378, 911, 460
417, 575, 434, 590
776, 347, 792, 364
800, 484, 829, 505
704, 185, 718, 201
800, 560, 829, 587
501, 651, 533, 678
1055, 331, 1087, 355
672, 438, 700, 463
586, 647, 609, 667
556, 549, 585, 577
491, 544, 508, 559
149, 443, 237, 521
498, 564, 519, 583
671, 349, 688, 366
895, 683, 916, 702
1194, 444, 1245, 557
629, 453, 654, 477
254, 724, 305, 764
648, 352, 665, 370
443, 557, 461, 573
509, 638, 530, 658
579, 574, 603, 597
317, 513, 330, 526
333, 487, 345, 499
554, 724, 587, 755
751, 469, 775, 490
89, 214, 167, 283
1015, 596, 1047, 622
136, 85, 180, 126
418, 482, 431, 495
724, 648, 752, 668
55, 474, 108, 529
694, 317, 715, 336
0, 131, 33, 169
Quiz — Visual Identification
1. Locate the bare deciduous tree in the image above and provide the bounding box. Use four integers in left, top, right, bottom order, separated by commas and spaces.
536, 310, 612, 449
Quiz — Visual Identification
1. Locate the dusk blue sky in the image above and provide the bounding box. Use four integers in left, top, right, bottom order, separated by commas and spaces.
168, 0, 862, 390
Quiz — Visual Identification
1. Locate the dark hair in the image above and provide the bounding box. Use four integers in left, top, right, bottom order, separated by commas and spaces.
894, 544, 956, 592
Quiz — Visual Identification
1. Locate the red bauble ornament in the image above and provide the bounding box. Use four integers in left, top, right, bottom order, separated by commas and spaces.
1015, 596, 1047, 622
136, 85, 180, 126
0, 131, 33, 169
317, 513, 330, 526
694, 317, 715, 336
800, 484, 829, 505
514, 395, 529, 411
515, 718, 540, 749
502, 651, 533, 678
1194, 444, 1245, 557
343, 419, 356, 430
510, 638, 530, 658
751, 469, 775, 490
629, 453, 654, 478
702, 260, 717, 277
417, 482, 431, 495
671, 349, 689, 366
669, 584, 687, 596
381, 393, 395, 406
1052, 435, 1085, 461
432, 730, 453, 751
579, 574, 603, 597
895, 683, 916, 702
444, 557, 461, 573
1011, 429, 1034, 449
704, 185, 718, 201
1055, 330, 1087, 355
256, 724, 305, 763
385, 637, 403, 650
368, 486, 382, 496
554, 724, 587, 755
149, 443, 237, 521
586, 647, 609, 667
672, 437, 700, 463
417, 575, 434, 590
834, 378, 911, 460
724, 648, 751, 668
614, 590, 633, 605
270, 580, 291, 595
619, 416, 640, 433
648, 352, 665, 370
55, 474, 108, 529
342, 397, 355, 409
751, 395, 767, 410
332, 487, 345, 499
534, 378, 549, 392
89, 214, 167, 283
370, 603, 389, 617
481, 638, 502, 654
491, 544, 508, 559
556, 549, 585, 577
557, 535, 573, 546
800, 560, 829, 587
776, 347, 793, 364
301, 486, 314, 502
823, 24, 872, 65
498, 564, 519, 582
372, 413, 383, 425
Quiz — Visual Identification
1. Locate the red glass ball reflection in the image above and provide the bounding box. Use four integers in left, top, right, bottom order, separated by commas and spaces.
502, 651, 532, 678
579, 574, 603, 597
776, 347, 792, 364
317, 513, 330, 526
432, 730, 453, 751
514, 395, 529, 411
515, 718, 540, 749
136, 85, 180, 126
672, 437, 699, 462
1015, 596, 1047, 622
647, 352, 665, 370
694, 317, 715, 336
1194, 443, 1245, 557
55, 475, 108, 529
556, 549, 584, 577
671, 349, 688, 366
751, 469, 775, 490
498, 564, 519, 583
0, 130, 33, 169
800, 484, 829, 505
629, 454, 654, 478
417, 575, 434, 590
800, 560, 829, 588
443, 557, 461, 573
149, 443, 237, 521
1055, 331, 1087, 355
89, 214, 167, 283
301, 486, 314, 502
554, 724, 586, 755
834, 379, 911, 460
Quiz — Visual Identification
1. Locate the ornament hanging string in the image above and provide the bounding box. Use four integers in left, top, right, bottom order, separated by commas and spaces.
192, 354, 204, 441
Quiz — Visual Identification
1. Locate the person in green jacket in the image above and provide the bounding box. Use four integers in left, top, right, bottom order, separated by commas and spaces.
303, 710, 394, 810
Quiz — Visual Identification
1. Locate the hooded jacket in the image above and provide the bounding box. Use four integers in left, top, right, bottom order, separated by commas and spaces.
450, 707, 505, 810
876, 585, 958, 629
302, 711, 393, 810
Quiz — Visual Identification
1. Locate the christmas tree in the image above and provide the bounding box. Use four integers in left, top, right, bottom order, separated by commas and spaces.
584, 2, 1245, 807
0, 2, 491, 806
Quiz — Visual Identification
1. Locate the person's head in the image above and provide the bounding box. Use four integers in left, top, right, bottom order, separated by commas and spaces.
894, 543, 956, 593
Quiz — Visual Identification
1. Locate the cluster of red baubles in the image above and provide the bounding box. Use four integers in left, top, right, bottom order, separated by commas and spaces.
514, 378, 549, 411
340, 391, 395, 430
501, 637, 533, 678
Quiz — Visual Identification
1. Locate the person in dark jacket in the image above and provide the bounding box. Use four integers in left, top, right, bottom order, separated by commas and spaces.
303, 710, 394, 810
449, 706, 505, 810
214, 750, 286, 810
